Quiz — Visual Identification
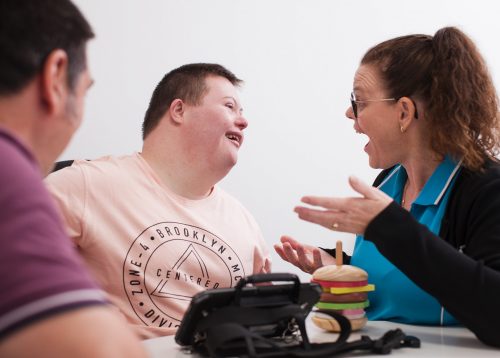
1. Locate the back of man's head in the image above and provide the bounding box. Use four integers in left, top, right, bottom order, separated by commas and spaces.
142, 63, 243, 140
0, 0, 94, 96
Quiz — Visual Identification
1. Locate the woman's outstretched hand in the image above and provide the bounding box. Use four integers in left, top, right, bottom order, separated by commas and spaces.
294, 176, 393, 235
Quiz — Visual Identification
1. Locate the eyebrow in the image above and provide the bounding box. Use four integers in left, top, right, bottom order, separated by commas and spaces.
353, 85, 364, 93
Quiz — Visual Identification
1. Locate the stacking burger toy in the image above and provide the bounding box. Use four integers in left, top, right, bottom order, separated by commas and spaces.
311, 241, 375, 332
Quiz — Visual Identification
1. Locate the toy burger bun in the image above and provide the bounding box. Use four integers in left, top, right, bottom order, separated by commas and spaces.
311, 241, 375, 332
313, 264, 368, 282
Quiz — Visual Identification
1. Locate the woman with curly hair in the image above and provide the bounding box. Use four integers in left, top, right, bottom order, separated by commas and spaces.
275, 27, 500, 347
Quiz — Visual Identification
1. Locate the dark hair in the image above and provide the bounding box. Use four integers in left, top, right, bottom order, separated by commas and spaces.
361, 27, 500, 170
142, 63, 243, 139
0, 0, 94, 95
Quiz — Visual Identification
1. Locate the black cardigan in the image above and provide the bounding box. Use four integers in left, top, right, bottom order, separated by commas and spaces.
323, 159, 500, 347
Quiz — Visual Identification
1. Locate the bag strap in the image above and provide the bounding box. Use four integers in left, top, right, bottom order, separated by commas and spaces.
198, 309, 351, 357
198, 309, 419, 357
203, 323, 286, 358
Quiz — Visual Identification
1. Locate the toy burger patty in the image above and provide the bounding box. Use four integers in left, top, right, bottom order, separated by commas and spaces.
311, 264, 375, 332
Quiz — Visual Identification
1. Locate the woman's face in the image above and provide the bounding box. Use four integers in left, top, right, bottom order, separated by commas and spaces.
346, 64, 403, 169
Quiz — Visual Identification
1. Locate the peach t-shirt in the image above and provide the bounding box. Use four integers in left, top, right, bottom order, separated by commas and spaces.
46, 153, 271, 339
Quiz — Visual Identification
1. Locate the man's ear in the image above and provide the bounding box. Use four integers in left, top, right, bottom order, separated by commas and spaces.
169, 98, 185, 124
40, 49, 69, 116
398, 97, 417, 132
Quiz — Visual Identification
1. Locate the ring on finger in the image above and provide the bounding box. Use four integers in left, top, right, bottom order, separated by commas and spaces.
331, 222, 340, 230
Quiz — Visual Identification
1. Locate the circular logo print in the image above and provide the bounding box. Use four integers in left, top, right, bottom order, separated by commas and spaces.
123, 222, 244, 329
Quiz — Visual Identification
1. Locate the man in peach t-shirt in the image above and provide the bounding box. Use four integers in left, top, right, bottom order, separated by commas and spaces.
46, 63, 271, 339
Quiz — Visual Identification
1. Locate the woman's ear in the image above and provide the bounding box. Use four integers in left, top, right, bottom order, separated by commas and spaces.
40, 49, 69, 116
169, 98, 185, 124
398, 97, 417, 132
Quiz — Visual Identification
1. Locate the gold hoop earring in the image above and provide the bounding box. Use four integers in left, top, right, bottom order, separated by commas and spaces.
400, 126, 405, 133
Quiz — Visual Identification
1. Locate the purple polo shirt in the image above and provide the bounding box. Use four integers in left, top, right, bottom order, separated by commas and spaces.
0, 127, 106, 340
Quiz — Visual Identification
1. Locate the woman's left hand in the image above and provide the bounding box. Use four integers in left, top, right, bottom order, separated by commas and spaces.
294, 176, 393, 235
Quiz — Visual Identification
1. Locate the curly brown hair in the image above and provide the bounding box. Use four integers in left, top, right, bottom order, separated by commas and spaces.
361, 27, 500, 171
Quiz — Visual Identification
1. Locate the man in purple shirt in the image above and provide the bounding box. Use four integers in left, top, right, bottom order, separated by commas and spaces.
0, 0, 145, 356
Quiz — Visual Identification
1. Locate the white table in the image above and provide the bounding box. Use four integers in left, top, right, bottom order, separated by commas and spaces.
143, 319, 500, 357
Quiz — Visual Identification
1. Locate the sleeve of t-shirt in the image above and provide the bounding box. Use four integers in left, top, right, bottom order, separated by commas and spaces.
45, 161, 87, 246
0, 142, 106, 340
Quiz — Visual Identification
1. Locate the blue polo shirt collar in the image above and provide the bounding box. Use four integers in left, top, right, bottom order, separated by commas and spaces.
378, 156, 462, 206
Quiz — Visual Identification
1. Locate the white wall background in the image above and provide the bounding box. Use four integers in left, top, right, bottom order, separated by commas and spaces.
67, 0, 500, 281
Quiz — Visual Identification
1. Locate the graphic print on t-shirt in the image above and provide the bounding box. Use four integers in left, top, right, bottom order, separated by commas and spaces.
123, 222, 245, 329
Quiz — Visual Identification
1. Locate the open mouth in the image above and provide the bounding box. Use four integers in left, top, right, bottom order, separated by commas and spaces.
353, 125, 370, 151
226, 132, 243, 146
